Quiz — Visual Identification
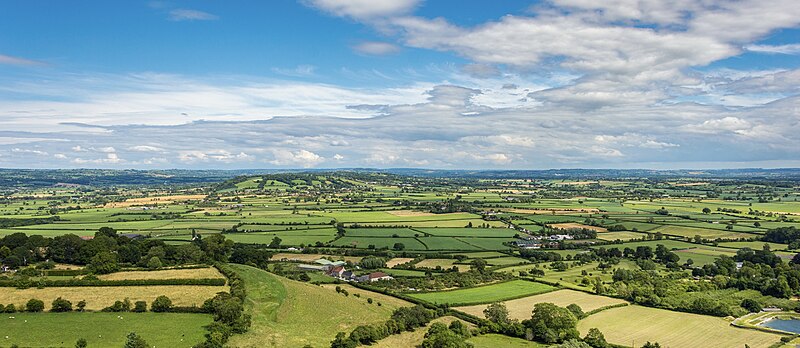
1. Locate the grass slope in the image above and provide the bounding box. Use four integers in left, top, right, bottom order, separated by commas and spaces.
226, 264, 406, 348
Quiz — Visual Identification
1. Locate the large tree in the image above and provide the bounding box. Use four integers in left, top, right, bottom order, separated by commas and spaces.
524, 303, 579, 344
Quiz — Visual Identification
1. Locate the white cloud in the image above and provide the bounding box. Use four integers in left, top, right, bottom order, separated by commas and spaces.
168, 9, 218, 21
0, 54, 44, 66
683, 117, 752, 134
11, 148, 48, 155
271, 65, 317, 77
129, 145, 164, 152
178, 150, 250, 163
352, 41, 401, 55
270, 149, 324, 168
304, 0, 420, 20
72, 153, 123, 165
745, 44, 800, 55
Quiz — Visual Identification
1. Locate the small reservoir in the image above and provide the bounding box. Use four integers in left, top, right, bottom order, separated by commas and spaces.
761, 318, 800, 334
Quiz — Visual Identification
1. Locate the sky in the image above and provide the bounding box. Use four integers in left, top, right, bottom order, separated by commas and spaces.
0, 0, 799, 170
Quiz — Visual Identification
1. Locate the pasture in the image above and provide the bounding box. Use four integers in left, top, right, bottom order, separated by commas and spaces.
0, 312, 212, 347
468, 334, 547, 347
406, 280, 556, 306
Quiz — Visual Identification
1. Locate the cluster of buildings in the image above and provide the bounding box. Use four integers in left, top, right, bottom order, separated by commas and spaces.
297, 258, 394, 283
511, 234, 576, 249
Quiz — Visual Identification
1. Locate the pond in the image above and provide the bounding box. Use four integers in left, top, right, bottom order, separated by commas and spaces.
761, 318, 800, 334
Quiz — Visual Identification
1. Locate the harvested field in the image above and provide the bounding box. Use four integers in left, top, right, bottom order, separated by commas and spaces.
549, 223, 608, 232
0, 285, 226, 311
97, 267, 224, 281
105, 194, 206, 208
386, 257, 415, 268
385, 210, 437, 217
577, 305, 783, 348
455, 289, 627, 321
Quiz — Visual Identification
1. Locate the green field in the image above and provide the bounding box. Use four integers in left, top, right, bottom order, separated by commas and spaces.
468, 334, 547, 347
406, 280, 556, 306
0, 312, 212, 347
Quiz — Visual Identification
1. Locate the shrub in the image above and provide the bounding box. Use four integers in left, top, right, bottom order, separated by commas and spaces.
77, 300, 86, 312
26, 298, 44, 312
151, 295, 173, 312
134, 301, 147, 312
147, 256, 163, 270
75, 338, 87, 348
104, 299, 132, 312
4, 304, 16, 313
51, 297, 73, 312
124, 332, 149, 348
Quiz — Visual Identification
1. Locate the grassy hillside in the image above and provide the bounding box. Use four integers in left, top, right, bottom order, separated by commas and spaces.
226, 264, 409, 348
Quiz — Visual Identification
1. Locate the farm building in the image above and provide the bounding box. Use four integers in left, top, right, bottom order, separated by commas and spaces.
326, 266, 346, 278
357, 272, 393, 282
315, 259, 346, 267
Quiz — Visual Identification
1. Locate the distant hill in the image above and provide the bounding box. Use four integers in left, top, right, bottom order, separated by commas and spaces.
1, 167, 799, 188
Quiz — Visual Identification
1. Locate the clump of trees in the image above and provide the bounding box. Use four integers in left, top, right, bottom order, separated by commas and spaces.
330, 305, 437, 347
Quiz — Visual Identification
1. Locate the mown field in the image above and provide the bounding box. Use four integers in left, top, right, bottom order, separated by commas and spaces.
577, 305, 784, 348
0, 285, 225, 311
455, 289, 628, 321
0, 312, 212, 347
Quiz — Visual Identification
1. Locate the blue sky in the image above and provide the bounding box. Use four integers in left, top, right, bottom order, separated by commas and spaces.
0, 0, 799, 169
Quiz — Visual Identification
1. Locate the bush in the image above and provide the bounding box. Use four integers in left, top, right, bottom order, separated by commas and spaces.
26, 298, 45, 312
151, 295, 173, 312
103, 299, 132, 312
77, 300, 87, 312
51, 297, 72, 312
134, 301, 147, 312
4, 304, 16, 313
147, 256, 163, 270
75, 338, 88, 348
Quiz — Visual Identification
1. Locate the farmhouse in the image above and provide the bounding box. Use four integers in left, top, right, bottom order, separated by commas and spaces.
326, 266, 346, 278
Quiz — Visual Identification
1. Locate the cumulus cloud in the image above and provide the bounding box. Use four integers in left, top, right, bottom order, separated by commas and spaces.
2, 0, 800, 170
270, 149, 324, 168
129, 145, 164, 152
